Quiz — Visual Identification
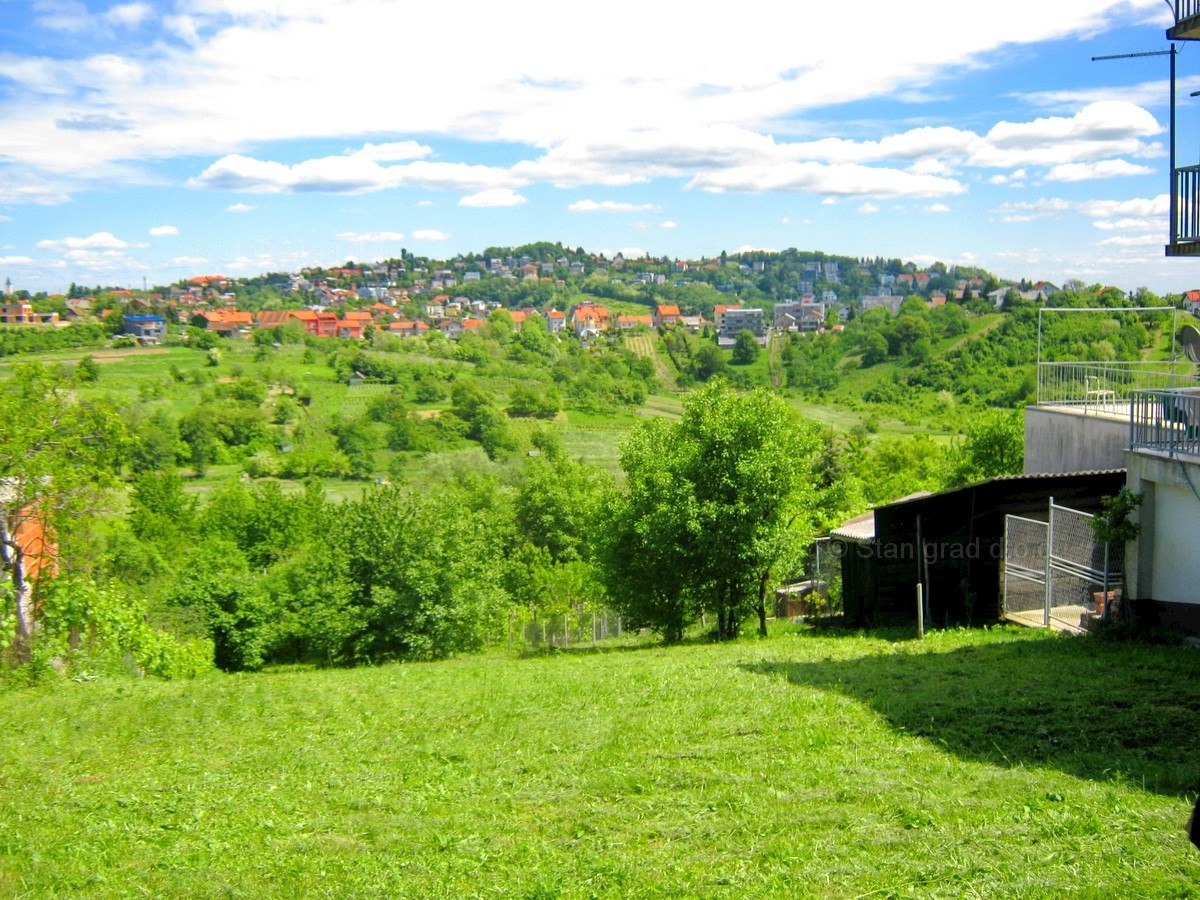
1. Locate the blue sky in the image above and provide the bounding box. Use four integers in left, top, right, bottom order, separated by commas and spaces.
1, 0, 1197, 293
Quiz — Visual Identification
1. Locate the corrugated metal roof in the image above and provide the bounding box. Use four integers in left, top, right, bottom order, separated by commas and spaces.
830, 510, 875, 543
879, 469, 1127, 509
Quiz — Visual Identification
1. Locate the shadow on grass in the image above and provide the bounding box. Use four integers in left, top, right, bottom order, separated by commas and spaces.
742, 635, 1200, 796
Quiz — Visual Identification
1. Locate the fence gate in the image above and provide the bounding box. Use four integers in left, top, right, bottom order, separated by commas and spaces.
1003, 499, 1121, 631
1003, 514, 1049, 624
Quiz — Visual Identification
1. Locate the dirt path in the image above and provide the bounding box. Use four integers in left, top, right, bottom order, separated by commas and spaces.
946, 316, 1003, 354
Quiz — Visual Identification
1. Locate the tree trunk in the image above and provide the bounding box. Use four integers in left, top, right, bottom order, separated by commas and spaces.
0, 529, 33, 664
756, 568, 771, 638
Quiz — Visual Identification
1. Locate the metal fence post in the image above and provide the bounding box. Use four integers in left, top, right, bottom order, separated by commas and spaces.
1044, 497, 1055, 627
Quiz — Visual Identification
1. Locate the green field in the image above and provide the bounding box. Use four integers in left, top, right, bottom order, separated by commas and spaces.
2, 624, 1199, 898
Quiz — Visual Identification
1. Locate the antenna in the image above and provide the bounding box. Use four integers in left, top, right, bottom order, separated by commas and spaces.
1093, 46, 1179, 250
1181, 323, 1200, 362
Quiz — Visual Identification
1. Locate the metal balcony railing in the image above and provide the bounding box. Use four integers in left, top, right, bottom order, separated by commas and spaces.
1173, 166, 1200, 250
1037, 361, 1200, 413
1130, 389, 1200, 458
1171, 1, 1200, 39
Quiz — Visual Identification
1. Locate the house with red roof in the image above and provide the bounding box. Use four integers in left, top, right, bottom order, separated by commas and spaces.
389, 320, 429, 338
617, 314, 653, 330
654, 304, 681, 327
1185, 289, 1200, 317
571, 304, 610, 337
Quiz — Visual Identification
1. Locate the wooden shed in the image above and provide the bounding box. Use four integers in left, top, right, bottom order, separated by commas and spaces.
831, 470, 1127, 627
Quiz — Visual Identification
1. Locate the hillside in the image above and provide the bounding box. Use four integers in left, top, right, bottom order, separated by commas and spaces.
1, 625, 1198, 897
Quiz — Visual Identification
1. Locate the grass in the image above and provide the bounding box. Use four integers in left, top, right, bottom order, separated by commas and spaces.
2, 624, 1199, 898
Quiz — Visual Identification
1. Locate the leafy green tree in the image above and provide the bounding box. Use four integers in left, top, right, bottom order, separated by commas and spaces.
76, 354, 100, 382
732, 330, 761, 365
128, 471, 198, 553
947, 409, 1024, 487
0, 364, 126, 660
599, 381, 820, 640
692, 342, 727, 381
861, 330, 889, 366
299, 484, 508, 664
166, 539, 265, 672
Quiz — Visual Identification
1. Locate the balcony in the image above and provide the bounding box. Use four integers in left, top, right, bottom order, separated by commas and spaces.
1130, 388, 1200, 459
1170, 1, 1200, 40
1037, 361, 1200, 417
1169, 165, 1200, 256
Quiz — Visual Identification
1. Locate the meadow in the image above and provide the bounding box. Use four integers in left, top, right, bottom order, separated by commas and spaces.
2, 624, 1199, 898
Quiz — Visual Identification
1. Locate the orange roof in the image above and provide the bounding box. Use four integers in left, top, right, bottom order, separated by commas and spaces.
461, 318, 485, 330
256, 310, 290, 326
344, 310, 373, 321
546, 309, 565, 319
619, 315, 653, 324
656, 304, 680, 316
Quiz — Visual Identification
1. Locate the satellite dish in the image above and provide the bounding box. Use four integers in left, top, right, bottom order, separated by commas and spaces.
1181, 324, 1200, 363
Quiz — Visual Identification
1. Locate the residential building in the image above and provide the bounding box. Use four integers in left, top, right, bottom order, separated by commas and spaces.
123, 315, 167, 343
654, 304, 681, 328
718, 307, 765, 343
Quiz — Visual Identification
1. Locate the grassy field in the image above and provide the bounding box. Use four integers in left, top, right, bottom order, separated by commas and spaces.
2, 624, 1199, 898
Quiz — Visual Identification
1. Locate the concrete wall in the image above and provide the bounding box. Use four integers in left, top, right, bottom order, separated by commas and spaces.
1125, 449, 1200, 630
1025, 406, 1129, 475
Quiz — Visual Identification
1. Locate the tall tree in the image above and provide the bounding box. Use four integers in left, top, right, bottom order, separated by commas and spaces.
600, 381, 820, 641
0, 364, 126, 660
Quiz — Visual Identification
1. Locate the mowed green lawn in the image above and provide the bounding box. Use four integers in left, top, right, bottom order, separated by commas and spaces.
2, 626, 1200, 898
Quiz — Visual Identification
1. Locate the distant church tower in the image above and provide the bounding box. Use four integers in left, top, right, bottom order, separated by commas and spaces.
3, 277, 11, 297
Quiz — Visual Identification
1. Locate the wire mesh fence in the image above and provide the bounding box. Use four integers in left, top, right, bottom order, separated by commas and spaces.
1003, 500, 1122, 630
1003, 515, 1048, 619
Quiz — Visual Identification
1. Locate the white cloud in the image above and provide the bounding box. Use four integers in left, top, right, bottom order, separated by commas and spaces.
1099, 234, 1163, 246
659, 220, 678, 229
569, 199, 660, 212
226, 203, 256, 213
416, 200, 434, 207
821, 198, 837, 206
412, 229, 451, 241
857, 202, 880, 214
924, 203, 951, 213
335, 231, 405, 241
169, 255, 207, 266
1045, 159, 1154, 181
0, 215, 12, 223
149, 224, 178, 236
0, 256, 33, 265
36, 231, 128, 251
105, 3, 153, 28
689, 162, 966, 198
459, 188, 527, 207
191, 149, 519, 194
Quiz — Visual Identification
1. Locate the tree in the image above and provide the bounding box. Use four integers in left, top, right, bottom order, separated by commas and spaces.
731, 329, 761, 365
0, 364, 126, 660
947, 409, 1024, 487
599, 381, 820, 641
692, 342, 727, 381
